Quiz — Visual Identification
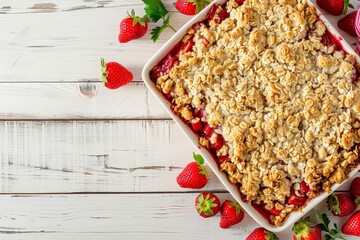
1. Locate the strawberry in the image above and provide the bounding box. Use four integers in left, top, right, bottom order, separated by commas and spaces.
293, 218, 322, 240
337, 11, 358, 37
316, 0, 351, 16
350, 177, 360, 200
327, 194, 357, 217
195, 192, 220, 218
220, 200, 245, 229
251, 202, 271, 223
191, 118, 203, 132
342, 210, 360, 237
299, 181, 310, 195
118, 10, 148, 43
287, 189, 306, 206
267, 207, 281, 216
211, 134, 225, 150
246, 227, 279, 240
100, 58, 133, 89
176, 153, 208, 189
203, 123, 214, 138
236, 0, 245, 5
175, 0, 210, 15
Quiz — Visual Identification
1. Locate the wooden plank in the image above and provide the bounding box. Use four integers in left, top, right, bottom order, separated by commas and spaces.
0, 193, 358, 240
0, 120, 358, 193
0, 4, 192, 83
0, 82, 169, 120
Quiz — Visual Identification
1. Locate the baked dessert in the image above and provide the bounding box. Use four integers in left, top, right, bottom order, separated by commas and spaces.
150, 0, 360, 226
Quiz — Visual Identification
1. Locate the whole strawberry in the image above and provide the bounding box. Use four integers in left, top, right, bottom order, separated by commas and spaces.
342, 210, 360, 237
176, 153, 208, 189
292, 218, 322, 240
175, 0, 210, 15
195, 192, 220, 218
246, 227, 279, 240
316, 0, 351, 16
350, 177, 360, 199
118, 10, 148, 43
337, 11, 358, 37
100, 58, 133, 89
220, 200, 245, 229
327, 194, 357, 217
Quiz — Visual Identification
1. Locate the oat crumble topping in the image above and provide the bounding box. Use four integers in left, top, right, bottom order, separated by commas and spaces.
152, 0, 360, 226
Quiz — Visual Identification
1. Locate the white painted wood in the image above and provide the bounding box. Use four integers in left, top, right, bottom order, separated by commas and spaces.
0, 120, 358, 193
0, 82, 169, 119
0, 4, 192, 83
0, 194, 358, 240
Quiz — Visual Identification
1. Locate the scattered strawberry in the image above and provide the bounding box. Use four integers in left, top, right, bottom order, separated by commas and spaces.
246, 227, 279, 240
293, 218, 322, 240
337, 11, 358, 37
100, 58, 133, 89
316, 0, 353, 16
118, 10, 148, 43
175, 0, 210, 15
143, 0, 176, 42
220, 200, 245, 229
318, 213, 347, 240
342, 210, 360, 237
350, 177, 360, 199
195, 192, 220, 218
327, 194, 357, 217
176, 153, 208, 189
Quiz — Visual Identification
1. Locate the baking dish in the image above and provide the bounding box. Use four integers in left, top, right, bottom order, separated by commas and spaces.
142, 0, 360, 232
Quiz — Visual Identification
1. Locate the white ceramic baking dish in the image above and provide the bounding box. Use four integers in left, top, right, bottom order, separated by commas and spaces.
142, 0, 360, 232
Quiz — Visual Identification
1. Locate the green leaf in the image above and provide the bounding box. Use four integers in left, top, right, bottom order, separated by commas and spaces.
142, 0, 168, 22
193, 152, 204, 165
325, 234, 334, 240
349, 3, 354, 8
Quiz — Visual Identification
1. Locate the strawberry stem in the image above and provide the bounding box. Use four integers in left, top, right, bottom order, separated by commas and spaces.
100, 58, 108, 83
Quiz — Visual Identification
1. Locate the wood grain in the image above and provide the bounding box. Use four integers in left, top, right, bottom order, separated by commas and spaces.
0, 193, 358, 240
0, 82, 169, 120
0, 119, 358, 193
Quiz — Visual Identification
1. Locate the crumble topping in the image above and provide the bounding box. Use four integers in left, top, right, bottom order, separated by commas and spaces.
153, 0, 360, 226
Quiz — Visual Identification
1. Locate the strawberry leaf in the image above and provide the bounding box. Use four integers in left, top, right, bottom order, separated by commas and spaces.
150, 15, 176, 42
193, 152, 204, 165
142, 0, 168, 22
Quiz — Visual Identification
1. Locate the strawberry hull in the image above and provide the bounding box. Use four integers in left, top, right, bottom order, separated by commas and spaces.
142, 0, 360, 232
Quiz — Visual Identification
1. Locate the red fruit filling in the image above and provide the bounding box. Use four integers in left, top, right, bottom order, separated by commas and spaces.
211, 134, 224, 150
191, 119, 203, 132
175, 39, 195, 57
203, 124, 214, 138
251, 202, 271, 223
299, 181, 310, 195
286, 189, 306, 206
151, 54, 178, 80
217, 155, 230, 165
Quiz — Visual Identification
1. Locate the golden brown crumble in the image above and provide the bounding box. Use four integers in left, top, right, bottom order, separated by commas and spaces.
152, 0, 360, 226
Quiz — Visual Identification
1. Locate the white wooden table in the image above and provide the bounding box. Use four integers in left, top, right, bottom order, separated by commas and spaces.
0, 0, 359, 239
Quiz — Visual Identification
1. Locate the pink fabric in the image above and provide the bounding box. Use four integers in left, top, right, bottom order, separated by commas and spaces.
356, 10, 360, 55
